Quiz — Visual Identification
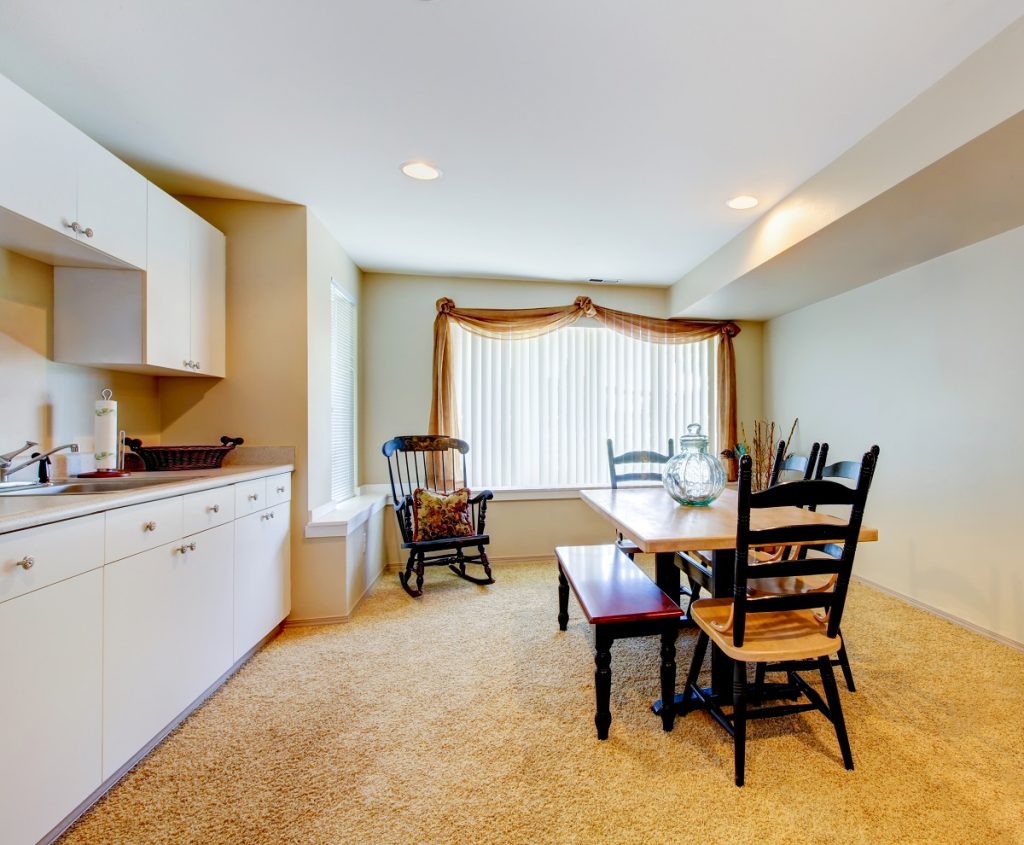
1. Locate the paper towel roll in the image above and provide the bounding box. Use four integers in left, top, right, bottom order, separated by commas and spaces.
95, 389, 118, 470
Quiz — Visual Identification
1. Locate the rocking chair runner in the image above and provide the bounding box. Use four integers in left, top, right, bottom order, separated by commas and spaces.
382, 435, 495, 597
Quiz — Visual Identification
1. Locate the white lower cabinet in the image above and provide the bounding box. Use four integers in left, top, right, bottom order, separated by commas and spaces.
0, 471, 291, 843
234, 502, 291, 660
0, 569, 103, 845
102, 522, 234, 779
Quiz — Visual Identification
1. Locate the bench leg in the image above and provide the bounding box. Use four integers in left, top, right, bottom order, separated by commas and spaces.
557, 565, 570, 631
660, 622, 677, 731
594, 626, 613, 740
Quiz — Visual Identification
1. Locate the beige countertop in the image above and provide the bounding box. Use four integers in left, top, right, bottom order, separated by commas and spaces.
0, 464, 294, 535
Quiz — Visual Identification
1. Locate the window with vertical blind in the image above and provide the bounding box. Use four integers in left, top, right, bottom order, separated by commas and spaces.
450, 322, 716, 489
330, 280, 356, 503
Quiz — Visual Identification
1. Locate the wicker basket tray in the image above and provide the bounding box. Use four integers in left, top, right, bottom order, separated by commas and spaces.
124, 436, 244, 471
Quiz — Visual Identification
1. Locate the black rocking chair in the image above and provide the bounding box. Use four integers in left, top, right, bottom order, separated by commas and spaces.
382, 435, 495, 598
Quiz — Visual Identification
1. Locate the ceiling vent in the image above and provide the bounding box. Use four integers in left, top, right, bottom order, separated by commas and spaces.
588, 278, 621, 284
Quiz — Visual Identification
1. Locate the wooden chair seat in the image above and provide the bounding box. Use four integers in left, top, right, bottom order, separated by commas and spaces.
556, 545, 680, 739
691, 597, 842, 663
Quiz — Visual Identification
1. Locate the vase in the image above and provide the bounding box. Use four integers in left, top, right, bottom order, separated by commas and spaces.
663, 423, 726, 506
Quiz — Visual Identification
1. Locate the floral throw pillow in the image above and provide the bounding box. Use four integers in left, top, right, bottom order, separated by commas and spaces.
412, 487, 475, 542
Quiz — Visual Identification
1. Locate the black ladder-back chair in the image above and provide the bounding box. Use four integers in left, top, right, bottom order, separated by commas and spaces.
606, 438, 675, 489
382, 435, 494, 598
753, 443, 881, 691
679, 439, 819, 616
606, 438, 674, 557
768, 439, 820, 487
679, 450, 877, 786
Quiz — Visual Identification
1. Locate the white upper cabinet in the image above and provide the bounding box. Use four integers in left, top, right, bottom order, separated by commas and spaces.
188, 212, 226, 377
0, 74, 147, 269
53, 186, 226, 377
146, 184, 191, 370
76, 136, 148, 268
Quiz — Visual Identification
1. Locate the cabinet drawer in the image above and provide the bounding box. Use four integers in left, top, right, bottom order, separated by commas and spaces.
0, 514, 104, 604
234, 479, 267, 517
105, 497, 183, 563
265, 473, 292, 507
183, 485, 235, 537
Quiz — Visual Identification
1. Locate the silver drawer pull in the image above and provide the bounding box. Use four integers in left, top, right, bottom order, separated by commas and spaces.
269, 511, 275, 519
207, 504, 220, 513
143, 521, 157, 532
16, 556, 35, 570
176, 542, 197, 554
248, 493, 259, 501
276, 486, 286, 493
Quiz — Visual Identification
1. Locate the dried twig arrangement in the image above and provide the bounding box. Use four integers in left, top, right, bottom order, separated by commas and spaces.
736, 417, 799, 492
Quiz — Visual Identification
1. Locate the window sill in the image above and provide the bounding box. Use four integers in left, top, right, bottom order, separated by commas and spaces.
358, 482, 662, 504
305, 492, 388, 538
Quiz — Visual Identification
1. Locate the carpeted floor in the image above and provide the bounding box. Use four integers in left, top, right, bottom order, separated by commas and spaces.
60, 560, 1024, 845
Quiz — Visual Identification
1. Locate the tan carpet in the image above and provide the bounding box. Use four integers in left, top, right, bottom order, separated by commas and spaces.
60, 560, 1024, 845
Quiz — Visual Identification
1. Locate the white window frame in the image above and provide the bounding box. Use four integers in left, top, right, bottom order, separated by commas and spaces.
330, 279, 357, 504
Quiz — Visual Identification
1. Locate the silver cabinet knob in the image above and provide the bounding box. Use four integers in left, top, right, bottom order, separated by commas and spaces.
276, 486, 285, 494
248, 493, 259, 501
16, 555, 35, 570
193, 361, 200, 370
82, 226, 94, 238
208, 504, 220, 513
189, 541, 196, 551
143, 521, 156, 532
176, 542, 197, 554
269, 511, 275, 519
65, 221, 82, 234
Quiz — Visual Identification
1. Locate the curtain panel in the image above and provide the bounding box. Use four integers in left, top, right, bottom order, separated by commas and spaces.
428, 295, 740, 457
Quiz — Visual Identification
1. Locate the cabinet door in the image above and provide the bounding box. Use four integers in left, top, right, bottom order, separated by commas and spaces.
76, 135, 148, 269
189, 214, 226, 376
103, 525, 233, 779
0, 74, 79, 237
0, 570, 103, 845
145, 184, 191, 371
234, 504, 290, 660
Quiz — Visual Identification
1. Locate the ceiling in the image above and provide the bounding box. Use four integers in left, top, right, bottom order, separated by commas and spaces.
0, 1, 1021, 285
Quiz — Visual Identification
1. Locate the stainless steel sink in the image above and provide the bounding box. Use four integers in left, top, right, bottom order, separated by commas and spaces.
0, 477, 193, 496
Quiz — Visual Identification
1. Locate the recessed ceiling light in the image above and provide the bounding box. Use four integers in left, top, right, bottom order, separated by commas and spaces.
401, 161, 442, 181
726, 195, 759, 210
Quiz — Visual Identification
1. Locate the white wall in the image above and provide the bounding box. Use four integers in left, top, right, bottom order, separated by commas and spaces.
0, 246, 161, 476
764, 224, 1024, 646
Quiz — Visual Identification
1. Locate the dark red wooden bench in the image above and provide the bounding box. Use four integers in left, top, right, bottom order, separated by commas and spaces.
556, 544, 682, 739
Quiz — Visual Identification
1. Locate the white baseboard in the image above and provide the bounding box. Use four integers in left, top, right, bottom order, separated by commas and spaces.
854, 574, 1024, 652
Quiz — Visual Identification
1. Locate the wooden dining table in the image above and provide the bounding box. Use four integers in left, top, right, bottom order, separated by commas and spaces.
579, 485, 878, 705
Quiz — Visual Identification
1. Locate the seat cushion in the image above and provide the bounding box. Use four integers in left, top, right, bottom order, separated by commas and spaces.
690, 597, 842, 663
412, 488, 476, 542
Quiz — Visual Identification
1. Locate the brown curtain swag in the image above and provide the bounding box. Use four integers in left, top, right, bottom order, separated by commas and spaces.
429, 296, 740, 456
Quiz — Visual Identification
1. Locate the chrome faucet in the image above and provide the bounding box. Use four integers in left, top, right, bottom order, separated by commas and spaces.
0, 443, 79, 482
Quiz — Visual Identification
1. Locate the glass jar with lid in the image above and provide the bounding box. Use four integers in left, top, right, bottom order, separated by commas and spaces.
663, 423, 726, 506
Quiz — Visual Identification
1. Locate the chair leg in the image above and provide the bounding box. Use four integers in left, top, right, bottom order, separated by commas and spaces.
479, 547, 495, 583
415, 553, 426, 595
679, 630, 709, 716
836, 633, 856, 692
659, 623, 677, 732
557, 566, 570, 631
594, 627, 613, 740
754, 663, 766, 689
733, 660, 748, 787
399, 551, 422, 598
818, 655, 854, 770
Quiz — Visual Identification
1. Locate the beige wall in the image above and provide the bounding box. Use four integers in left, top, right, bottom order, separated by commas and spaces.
764, 223, 1024, 646
160, 199, 363, 623
0, 246, 160, 477
361, 272, 762, 564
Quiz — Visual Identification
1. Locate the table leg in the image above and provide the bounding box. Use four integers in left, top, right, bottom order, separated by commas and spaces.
655, 551, 680, 597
